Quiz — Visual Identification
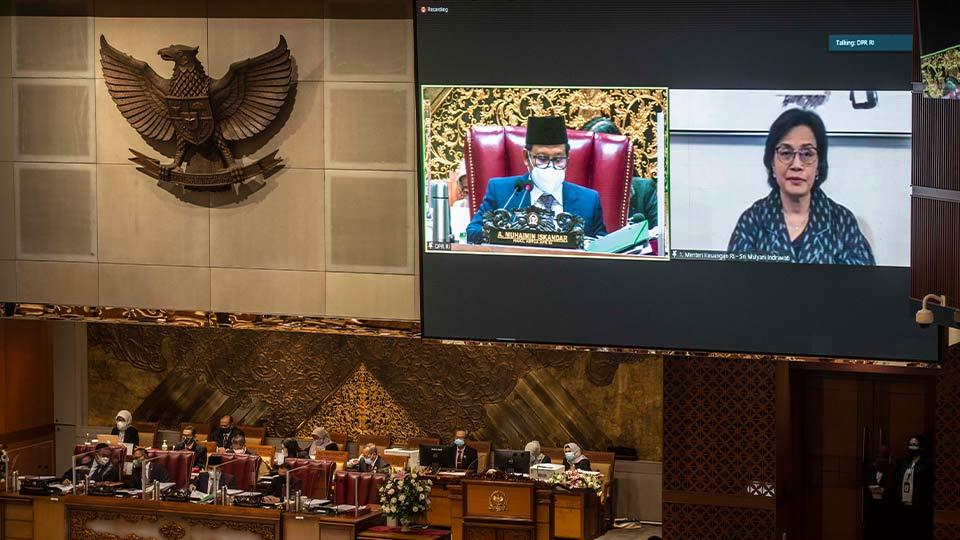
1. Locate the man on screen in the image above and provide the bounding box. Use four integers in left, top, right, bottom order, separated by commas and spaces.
466, 116, 606, 244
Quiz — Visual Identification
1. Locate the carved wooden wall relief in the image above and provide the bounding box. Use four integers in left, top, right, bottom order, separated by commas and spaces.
87, 324, 663, 457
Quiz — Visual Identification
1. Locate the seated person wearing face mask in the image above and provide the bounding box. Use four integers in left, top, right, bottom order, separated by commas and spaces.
210, 415, 245, 450
356, 444, 391, 473
450, 430, 478, 472
263, 462, 302, 504
111, 410, 140, 446
227, 435, 256, 456
62, 443, 120, 485
129, 447, 169, 489
308, 427, 338, 456
173, 425, 207, 469
563, 443, 592, 472
525, 440, 551, 466
466, 116, 607, 244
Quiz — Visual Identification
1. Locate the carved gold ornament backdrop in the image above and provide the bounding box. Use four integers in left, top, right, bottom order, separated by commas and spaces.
422, 86, 668, 182
87, 324, 663, 459
921, 45, 960, 99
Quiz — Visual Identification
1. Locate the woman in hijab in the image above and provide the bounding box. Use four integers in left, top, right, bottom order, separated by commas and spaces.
308, 427, 337, 457
110, 410, 139, 445
563, 443, 592, 471
525, 440, 551, 466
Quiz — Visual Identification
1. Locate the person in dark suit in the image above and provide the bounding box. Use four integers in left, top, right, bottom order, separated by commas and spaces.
227, 435, 256, 456
466, 116, 607, 244
450, 430, 478, 472
263, 462, 302, 503
209, 415, 244, 449
864, 444, 893, 540
356, 444, 392, 473
129, 447, 169, 490
110, 410, 140, 446
563, 443, 592, 472
173, 425, 207, 469
282, 438, 308, 459
62, 443, 120, 485
525, 440, 551, 466
891, 435, 934, 540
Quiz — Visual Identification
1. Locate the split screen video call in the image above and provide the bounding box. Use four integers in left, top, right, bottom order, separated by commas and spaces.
417, 0, 942, 362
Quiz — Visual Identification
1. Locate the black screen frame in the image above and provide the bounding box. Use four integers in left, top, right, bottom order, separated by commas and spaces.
414, 0, 939, 363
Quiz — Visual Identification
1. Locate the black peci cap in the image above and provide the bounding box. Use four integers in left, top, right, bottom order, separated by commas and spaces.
525, 116, 568, 146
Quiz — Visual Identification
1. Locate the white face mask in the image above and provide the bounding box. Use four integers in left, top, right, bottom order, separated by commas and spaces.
530, 167, 565, 196
116, 420, 128, 430
96, 456, 110, 466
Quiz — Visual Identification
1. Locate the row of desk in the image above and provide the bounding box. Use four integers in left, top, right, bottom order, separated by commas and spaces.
0, 476, 601, 540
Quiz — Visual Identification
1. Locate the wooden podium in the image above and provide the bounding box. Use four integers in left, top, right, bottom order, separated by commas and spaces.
460, 480, 553, 540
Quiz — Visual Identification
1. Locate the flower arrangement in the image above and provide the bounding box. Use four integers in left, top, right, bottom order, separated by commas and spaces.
546, 468, 604, 497
378, 471, 433, 531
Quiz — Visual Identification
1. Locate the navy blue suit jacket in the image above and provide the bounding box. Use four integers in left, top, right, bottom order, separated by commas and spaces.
466, 174, 606, 244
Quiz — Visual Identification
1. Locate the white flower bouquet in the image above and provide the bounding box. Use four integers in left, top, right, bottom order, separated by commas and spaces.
546, 468, 604, 497
378, 471, 433, 530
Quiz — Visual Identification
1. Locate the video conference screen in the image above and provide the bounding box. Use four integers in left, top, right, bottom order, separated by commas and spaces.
417, 0, 939, 361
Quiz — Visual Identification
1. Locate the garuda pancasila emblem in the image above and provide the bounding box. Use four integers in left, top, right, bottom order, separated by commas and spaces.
99, 35, 293, 191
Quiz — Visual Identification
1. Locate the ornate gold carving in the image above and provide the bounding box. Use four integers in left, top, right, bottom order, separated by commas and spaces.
297, 363, 426, 441
423, 86, 668, 182
70, 510, 158, 540
68, 509, 276, 540
159, 521, 186, 540
921, 45, 960, 99
488, 489, 508, 512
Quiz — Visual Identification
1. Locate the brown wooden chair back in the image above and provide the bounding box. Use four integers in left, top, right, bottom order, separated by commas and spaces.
131, 421, 159, 434
357, 434, 392, 450
405, 437, 440, 448
238, 425, 267, 444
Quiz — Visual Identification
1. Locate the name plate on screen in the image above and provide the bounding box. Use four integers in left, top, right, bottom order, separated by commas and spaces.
482, 207, 584, 249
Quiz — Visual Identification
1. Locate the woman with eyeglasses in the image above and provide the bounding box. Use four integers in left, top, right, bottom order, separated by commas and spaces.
728, 109, 875, 265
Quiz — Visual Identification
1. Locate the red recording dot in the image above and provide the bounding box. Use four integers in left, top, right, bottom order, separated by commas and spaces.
525, 184, 532, 191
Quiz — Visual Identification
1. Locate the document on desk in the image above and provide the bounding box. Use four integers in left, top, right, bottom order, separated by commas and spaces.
438, 471, 467, 477
47, 484, 74, 494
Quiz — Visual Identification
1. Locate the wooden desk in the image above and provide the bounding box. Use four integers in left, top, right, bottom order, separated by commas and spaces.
358, 525, 451, 540
554, 490, 601, 539
283, 510, 383, 540
1, 493, 65, 540
65, 495, 281, 540
423, 479, 462, 537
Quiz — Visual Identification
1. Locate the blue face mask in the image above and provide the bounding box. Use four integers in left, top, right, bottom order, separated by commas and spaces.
454, 438, 465, 447
564, 452, 575, 462
364, 457, 374, 465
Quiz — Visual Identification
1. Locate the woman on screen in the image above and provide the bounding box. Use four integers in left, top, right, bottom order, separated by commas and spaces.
727, 109, 875, 265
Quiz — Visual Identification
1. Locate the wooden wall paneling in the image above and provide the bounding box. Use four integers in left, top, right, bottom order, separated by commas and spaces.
662, 355, 777, 539
936, 343, 960, 539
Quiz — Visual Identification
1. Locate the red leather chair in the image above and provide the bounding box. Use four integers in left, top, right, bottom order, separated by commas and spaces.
284, 458, 337, 500
145, 450, 194, 489
215, 453, 261, 491
464, 125, 635, 232
333, 470, 387, 506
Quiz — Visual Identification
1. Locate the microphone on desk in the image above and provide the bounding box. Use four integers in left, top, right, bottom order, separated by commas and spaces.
503, 179, 533, 210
